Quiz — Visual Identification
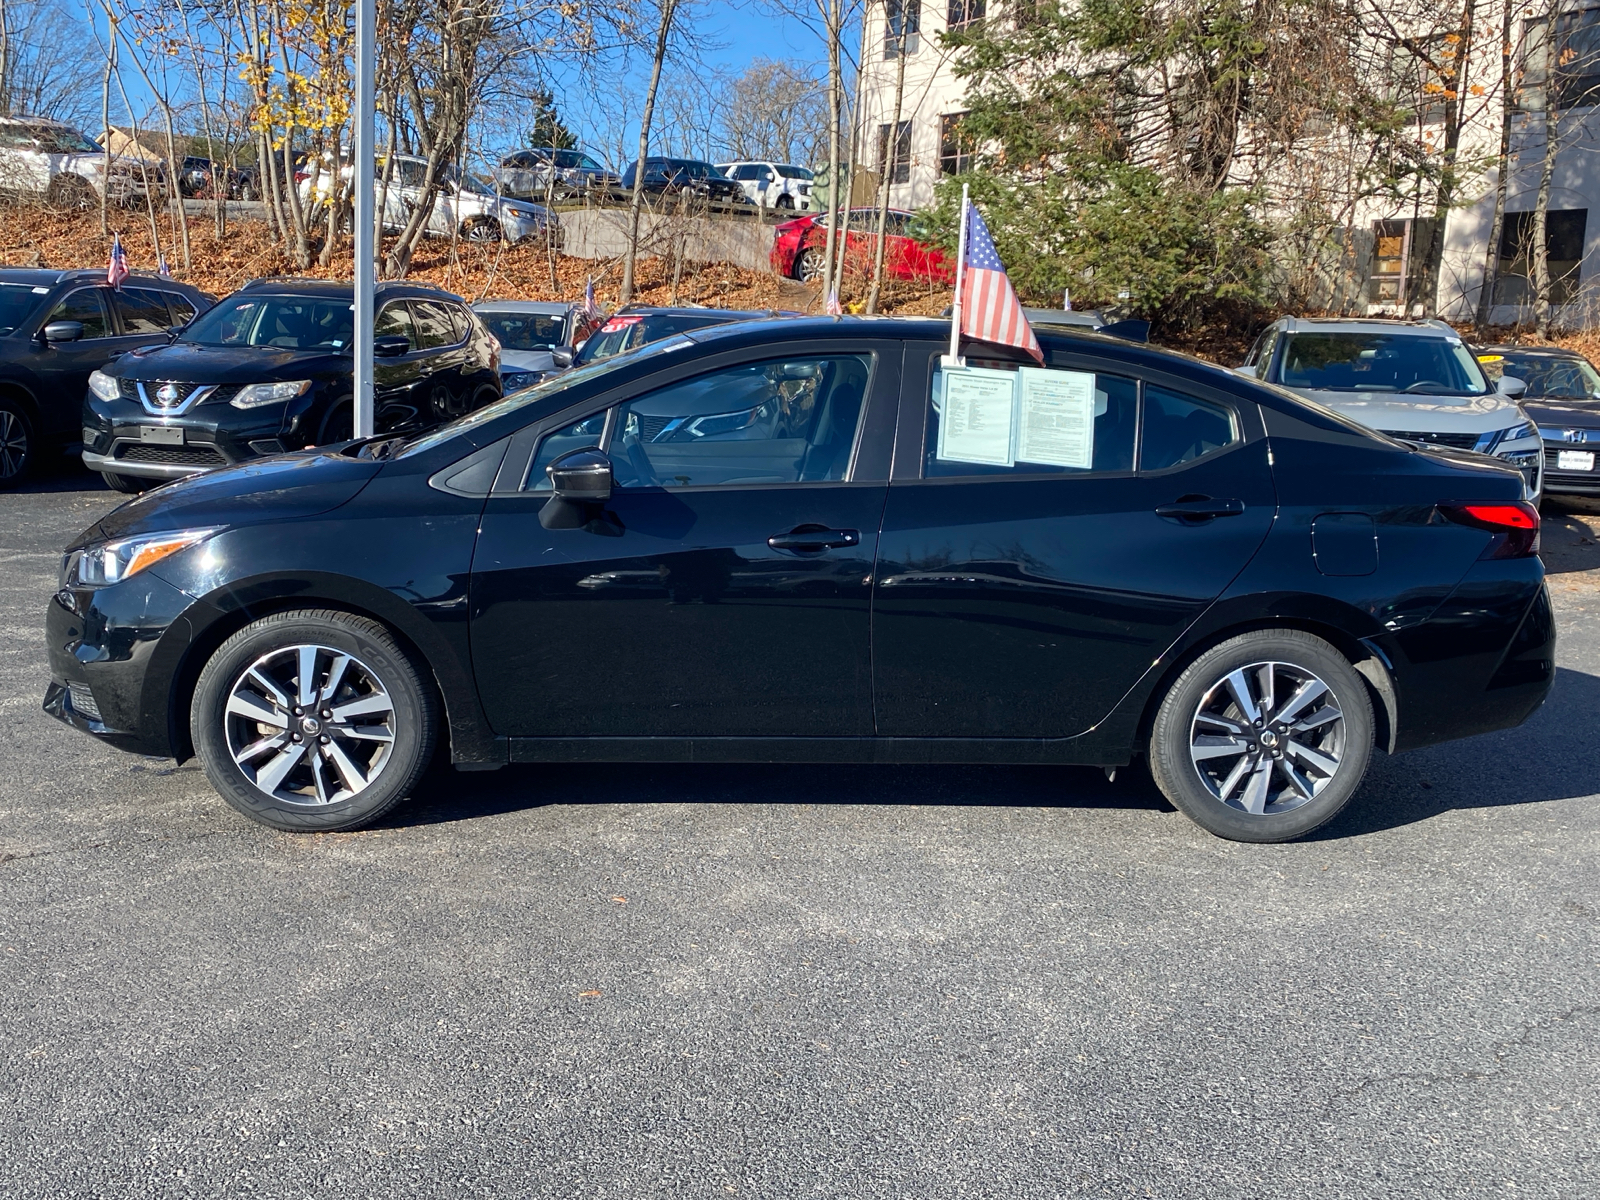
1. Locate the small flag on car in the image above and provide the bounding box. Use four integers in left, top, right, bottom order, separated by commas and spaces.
107, 234, 129, 290
582, 277, 601, 323
824, 287, 842, 316
158, 257, 172, 278
954, 195, 1041, 363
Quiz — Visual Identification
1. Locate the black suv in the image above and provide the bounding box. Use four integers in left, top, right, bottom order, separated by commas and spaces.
0, 268, 213, 489
83, 278, 501, 491
620, 158, 749, 205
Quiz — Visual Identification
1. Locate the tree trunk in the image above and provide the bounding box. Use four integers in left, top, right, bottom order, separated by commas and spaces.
835, 3, 871, 294
1414, 0, 1476, 316
99, 12, 112, 236
866, 7, 909, 315
621, 0, 678, 305
1475, 0, 1515, 330
1534, 27, 1558, 337
818, 0, 843, 302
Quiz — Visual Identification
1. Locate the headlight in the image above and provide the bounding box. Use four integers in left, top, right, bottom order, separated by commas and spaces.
63, 526, 223, 588
88, 370, 120, 401
501, 371, 541, 392
231, 380, 312, 409
1498, 420, 1537, 443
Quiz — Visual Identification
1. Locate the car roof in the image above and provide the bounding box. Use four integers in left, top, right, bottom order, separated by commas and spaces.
1271, 316, 1463, 338
473, 299, 573, 315
1477, 343, 1590, 359
0, 267, 203, 292
613, 305, 774, 319
235, 277, 466, 302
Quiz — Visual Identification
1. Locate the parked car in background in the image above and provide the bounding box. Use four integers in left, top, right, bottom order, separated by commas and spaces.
620, 158, 749, 206
46, 317, 1552, 844
0, 268, 213, 489
1240, 317, 1543, 500
82, 278, 499, 492
0, 116, 161, 209
717, 161, 815, 211
298, 154, 557, 244
1021, 307, 1151, 343
770, 208, 953, 285
571, 306, 781, 367
177, 156, 249, 199
473, 300, 578, 392
496, 147, 620, 201
1478, 343, 1600, 497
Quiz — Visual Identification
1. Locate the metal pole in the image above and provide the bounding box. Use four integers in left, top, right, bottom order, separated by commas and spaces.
944, 183, 969, 367
353, 0, 376, 439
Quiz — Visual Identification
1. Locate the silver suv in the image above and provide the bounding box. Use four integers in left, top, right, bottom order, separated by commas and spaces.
1240, 317, 1542, 499
0, 116, 159, 208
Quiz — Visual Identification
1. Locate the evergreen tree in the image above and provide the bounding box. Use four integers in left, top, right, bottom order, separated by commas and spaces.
526, 90, 578, 149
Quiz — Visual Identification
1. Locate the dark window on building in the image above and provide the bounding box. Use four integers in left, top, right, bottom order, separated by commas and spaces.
1367, 217, 1436, 308
1493, 209, 1587, 306
947, 0, 984, 30
1556, 8, 1600, 108
885, 0, 920, 56
939, 113, 974, 175
878, 121, 912, 185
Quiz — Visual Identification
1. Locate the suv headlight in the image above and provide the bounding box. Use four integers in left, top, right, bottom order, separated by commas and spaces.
62, 526, 223, 588
231, 380, 312, 409
1497, 420, 1537, 443
88, 369, 120, 401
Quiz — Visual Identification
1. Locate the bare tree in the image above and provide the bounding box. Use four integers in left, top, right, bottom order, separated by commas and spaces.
620, 0, 681, 304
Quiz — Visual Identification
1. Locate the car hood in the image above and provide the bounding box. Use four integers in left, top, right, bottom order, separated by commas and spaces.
111, 342, 347, 384
1287, 388, 1523, 432
501, 349, 556, 372
1523, 399, 1600, 428
72, 451, 382, 549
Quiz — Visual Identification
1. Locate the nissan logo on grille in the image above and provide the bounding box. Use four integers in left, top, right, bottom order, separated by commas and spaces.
155, 383, 183, 407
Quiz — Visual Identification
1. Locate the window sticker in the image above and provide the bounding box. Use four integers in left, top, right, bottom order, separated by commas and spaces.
937, 366, 1017, 466
1017, 366, 1095, 469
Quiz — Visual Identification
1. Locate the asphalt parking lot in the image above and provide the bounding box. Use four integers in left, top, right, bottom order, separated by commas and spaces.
2, 466, 1597, 1199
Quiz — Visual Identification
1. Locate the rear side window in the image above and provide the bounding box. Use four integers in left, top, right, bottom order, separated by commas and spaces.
166, 292, 197, 326
608, 354, 872, 488
114, 288, 173, 334
1141, 385, 1238, 470
410, 300, 458, 350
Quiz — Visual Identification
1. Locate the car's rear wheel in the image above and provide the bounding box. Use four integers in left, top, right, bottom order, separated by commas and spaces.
0, 401, 34, 489
1147, 629, 1373, 843
46, 173, 96, 211
191, 610, 438, 832
100, 471, 147, 494
776, 193, 794, 210
796, 246, 826, 282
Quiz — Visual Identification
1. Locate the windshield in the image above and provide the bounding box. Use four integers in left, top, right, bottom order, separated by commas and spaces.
1277, 332, 1490, 396
677, 161, 717, 178
446, 166, 497, 195
1490, 352, 1600, 400
776, 165, 813, 180
181, 294, 353, 350
480, 310, 566, 351
0, 283, 46, 335
552, 150, 602, 170
30, 125, 100, 154
575, 313, 734, 365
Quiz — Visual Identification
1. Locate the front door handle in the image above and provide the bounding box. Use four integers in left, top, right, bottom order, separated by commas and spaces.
1155, 496, 1245, 521
767, 527, 861, 552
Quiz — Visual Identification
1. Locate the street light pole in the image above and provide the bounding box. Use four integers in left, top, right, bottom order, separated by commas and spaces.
353, 0, 376, 439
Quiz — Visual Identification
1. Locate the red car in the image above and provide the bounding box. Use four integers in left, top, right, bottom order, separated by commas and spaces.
770, 207, 954, 285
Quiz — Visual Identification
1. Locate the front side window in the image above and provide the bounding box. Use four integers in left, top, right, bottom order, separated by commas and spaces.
526, 413, 610, 490
46, 289, 109, 339
609, 355, 872, 488
115, 288, 174, 334
181, 294, 353, 349
166, 292, 198, 326
374, 300, 415, 347
1277, 332, 1490, 395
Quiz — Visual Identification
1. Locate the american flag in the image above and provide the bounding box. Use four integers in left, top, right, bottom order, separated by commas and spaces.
959, 203, 1041, 363
581, 277, 601, 323
824, 287, 842, 316
157, 257, 172, 278
107, 234, 128, 290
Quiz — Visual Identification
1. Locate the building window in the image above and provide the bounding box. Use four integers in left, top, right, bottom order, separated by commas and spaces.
1371, 220, 1409, 304
1493, 210, 1587, 306
947, 0, 984, 30
878, 121, 912, 185
1557, 8, 1600, 108
939, 113, 974, 175
885, 0, 920, 57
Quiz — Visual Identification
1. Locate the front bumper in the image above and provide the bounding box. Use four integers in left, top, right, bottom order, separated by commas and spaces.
1540, 441, 1600, 494
83, 390, 300, 480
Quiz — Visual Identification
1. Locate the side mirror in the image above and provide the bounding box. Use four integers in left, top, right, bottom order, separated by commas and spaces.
1233, 363, 1258, 378
546, 446, 612, 502
43, 320, 84, 343
373, 334, 410, 358
1498, 374, 1527, 399
550, 347, 573, 369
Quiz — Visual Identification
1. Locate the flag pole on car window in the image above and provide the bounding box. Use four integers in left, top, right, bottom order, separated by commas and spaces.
944, 183, 969, 369
353, 0, 376, 440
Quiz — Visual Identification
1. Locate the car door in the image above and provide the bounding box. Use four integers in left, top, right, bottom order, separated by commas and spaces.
871, 344, 1277, 739
408, 299, 471, 419
33, 287, 127, 439
372, 299, 429, 431
468, 339, 900, 740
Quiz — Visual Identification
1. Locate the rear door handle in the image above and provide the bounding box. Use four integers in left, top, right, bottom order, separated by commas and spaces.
1155, 497, 1245, 521
768, 527, 861, 552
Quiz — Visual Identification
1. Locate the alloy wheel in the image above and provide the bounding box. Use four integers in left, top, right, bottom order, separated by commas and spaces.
1188, 660, 1346, 817
224, 644, 397, 806
0, 410, 27, 480
797, 248, 826, 282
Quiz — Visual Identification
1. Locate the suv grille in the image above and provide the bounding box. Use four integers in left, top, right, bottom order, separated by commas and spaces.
114, 444, 227, 466
1381, 429, 1479, 450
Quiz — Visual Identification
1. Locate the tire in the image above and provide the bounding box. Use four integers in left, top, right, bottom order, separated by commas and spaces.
191, 610, 438, 832
470, 382, 501, 409
46, 173, 96, 211
1147, 629, 1374, 843
795, 246, 827, 282
463, 217, 502, 243
100, 471, 147, 494
776, 193, 794, 210
0, 401, 34, 489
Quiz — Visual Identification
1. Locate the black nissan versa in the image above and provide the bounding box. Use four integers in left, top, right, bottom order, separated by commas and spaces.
45, 317, 1554, 844
82, 278, 500, 492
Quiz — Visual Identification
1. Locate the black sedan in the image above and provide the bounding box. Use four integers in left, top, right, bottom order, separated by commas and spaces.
45, 318, 1553, 843
1478, 343, 1600, 497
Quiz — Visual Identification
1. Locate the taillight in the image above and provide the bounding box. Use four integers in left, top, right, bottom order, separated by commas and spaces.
1438, 501, 1540, 559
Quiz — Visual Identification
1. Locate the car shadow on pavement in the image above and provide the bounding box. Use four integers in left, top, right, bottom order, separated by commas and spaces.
1539, 499, 1600, 574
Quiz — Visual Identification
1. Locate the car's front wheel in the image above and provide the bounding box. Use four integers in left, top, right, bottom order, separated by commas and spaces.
100, 471, 147, 494
191, 610, 438, 832
796, 246, 826, 282
1147, 629, 1373, 843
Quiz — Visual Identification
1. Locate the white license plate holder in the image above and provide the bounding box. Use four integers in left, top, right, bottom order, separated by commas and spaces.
1557, 449, 1595, 471
139, 425, 184, 446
